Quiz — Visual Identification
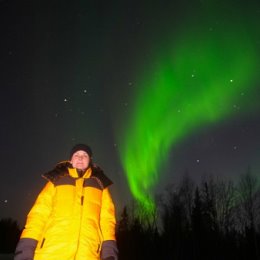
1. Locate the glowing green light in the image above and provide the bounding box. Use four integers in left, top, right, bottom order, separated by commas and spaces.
118, 4, 258, 214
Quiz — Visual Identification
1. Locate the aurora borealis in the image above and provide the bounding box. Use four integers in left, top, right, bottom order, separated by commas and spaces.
118, 1, 259, 212
1, 0, 260, 225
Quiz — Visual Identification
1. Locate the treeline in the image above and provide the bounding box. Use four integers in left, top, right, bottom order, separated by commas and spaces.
117, 169, 260, 260
1, 170, 260, 259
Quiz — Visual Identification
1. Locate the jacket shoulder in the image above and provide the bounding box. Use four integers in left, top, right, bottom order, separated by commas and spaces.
91, 166, 113, 189
42, 161, 72, 183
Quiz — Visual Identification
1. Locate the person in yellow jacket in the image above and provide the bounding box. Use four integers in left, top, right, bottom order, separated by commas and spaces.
14, 144, 118, 260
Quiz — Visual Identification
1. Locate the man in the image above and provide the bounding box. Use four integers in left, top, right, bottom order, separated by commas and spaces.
14, 144, 118, 260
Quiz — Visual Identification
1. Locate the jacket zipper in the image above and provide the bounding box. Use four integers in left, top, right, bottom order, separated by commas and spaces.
81, 195, 84, 205
40, 238, 45, 248
74, 178, 84, 260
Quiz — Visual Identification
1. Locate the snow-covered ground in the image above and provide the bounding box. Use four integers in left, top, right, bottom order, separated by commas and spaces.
0, 254, 13, 260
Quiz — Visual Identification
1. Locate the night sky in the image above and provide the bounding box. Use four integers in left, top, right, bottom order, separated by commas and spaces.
1, 0, 260, 225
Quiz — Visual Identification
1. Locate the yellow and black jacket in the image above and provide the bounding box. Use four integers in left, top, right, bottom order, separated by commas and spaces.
15, 162, 118, 260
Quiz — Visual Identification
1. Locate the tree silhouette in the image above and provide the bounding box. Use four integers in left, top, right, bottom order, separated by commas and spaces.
116, 203, 160, 260
237, 169, 260, 259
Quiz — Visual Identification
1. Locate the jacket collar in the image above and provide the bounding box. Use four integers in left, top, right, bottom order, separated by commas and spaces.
68, 167, 92, 178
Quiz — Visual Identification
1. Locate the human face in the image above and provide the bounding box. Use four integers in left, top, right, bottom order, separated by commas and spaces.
70, 150, 90, 170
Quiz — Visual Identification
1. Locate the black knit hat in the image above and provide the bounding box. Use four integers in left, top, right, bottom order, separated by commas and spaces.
70, 144, 93, 159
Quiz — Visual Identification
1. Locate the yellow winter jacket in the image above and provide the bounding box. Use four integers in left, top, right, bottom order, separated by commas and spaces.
19, 165, 117, 260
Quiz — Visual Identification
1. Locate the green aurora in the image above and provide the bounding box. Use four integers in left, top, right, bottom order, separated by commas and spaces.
118, 2, 259, 213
